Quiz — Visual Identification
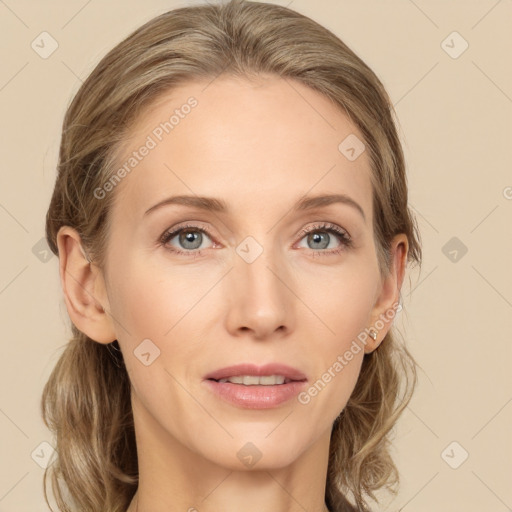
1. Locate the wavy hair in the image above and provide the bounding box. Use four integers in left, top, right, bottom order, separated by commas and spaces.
42, 1, 422, 510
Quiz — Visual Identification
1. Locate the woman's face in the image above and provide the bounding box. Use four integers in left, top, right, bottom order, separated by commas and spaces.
93, 75, 405, 470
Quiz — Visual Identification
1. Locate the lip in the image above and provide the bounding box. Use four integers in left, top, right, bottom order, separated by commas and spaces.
203, 363, 307, 409
203, 363, 307, 382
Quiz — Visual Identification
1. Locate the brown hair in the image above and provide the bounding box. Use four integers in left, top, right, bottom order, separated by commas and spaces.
42, 1, 422, 510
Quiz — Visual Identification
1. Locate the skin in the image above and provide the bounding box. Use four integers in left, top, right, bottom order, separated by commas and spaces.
57, 74, 408, 512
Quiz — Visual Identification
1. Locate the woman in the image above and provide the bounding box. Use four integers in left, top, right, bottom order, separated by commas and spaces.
42, 1, 422, 511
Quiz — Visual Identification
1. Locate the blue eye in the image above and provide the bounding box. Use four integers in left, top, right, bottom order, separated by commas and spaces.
296, 223, 353, 256
159, 222, 352, 258
160, 224, 214, 256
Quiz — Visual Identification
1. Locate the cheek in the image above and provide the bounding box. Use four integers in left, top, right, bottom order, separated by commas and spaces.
107, 253, 204, 341
300, 324, 366, 420
108, 259, 203, 419
293, 264, 376, 411
106, 254, 216, 393
298, 259, 378, 340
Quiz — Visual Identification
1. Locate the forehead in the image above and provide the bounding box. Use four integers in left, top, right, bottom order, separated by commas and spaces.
109, 74, 373, 223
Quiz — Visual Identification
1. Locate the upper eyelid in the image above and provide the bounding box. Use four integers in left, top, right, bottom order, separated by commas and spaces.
161, 222, 351, 247
297, 222, 350, 238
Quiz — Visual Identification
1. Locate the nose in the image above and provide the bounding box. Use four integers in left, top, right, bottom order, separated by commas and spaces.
223, 242, 295, 341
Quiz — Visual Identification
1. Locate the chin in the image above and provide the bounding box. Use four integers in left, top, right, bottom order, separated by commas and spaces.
198, 435, 309, 472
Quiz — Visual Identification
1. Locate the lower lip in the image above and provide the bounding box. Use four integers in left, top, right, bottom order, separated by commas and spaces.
203, 379, 307, 409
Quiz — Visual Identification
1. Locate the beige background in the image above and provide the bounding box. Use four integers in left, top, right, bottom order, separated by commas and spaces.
1, 0, 511, 511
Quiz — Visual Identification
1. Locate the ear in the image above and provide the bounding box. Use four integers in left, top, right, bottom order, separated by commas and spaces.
364, 233, 408, 354
56, 226, 116, 344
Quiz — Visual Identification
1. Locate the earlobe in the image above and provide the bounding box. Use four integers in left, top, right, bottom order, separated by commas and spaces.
56, 226, 116, 344
364, 234, 409, 354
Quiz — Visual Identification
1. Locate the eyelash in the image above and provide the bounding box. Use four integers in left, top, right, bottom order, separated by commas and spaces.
159, 222, 353, 258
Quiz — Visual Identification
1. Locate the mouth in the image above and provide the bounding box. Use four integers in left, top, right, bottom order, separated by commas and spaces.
203, 363, 308, 409
204, 362, 307, 383
209, 375, 300, 385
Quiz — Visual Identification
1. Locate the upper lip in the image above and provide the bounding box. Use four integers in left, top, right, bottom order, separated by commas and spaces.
204, 363, 307, 382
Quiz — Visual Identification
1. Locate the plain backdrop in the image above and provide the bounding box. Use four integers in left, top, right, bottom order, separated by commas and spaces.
0, 1, 511, 511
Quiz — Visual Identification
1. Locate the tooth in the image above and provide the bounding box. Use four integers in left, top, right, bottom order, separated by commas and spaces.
230, 375, 288, 385
216, 375, 289, 385
259, 375, 275, 385
242, 375, 260, 385
260, 375, 285, 385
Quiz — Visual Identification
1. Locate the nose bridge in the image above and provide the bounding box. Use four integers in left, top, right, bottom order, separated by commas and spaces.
238, 235, 288, 303
225, 233, 293, 336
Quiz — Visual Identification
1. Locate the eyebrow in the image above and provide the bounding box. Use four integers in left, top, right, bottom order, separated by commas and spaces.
144, 193, 366, 222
